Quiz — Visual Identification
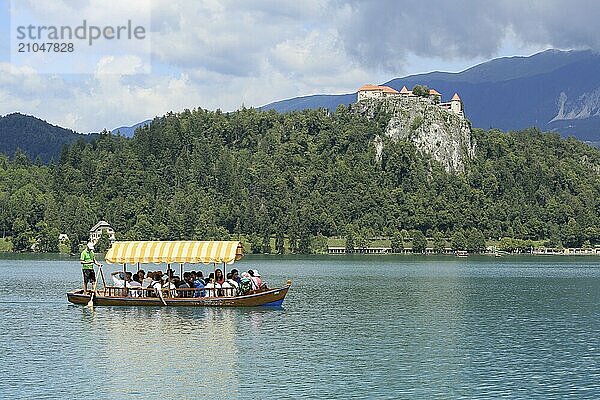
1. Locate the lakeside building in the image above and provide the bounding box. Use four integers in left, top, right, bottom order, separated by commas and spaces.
329, 244, 600, 256
327, 246, 454, 255
532, 247, 600, 255
357, 84, 464, 116
89, 220, 116, 243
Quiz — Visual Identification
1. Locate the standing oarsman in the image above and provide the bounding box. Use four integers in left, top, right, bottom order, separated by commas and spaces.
80, 242, 101, 294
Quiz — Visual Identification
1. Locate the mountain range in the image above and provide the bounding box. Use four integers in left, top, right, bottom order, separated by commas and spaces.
3, 49, 600, 162
110, 119, 153, 138
262, 49, 600, 142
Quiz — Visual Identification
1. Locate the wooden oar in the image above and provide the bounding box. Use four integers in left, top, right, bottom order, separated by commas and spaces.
99, 266, 107, 294
86, 265, 100, 308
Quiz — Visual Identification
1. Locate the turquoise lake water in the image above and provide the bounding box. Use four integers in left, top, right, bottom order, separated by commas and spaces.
0, 254, 598, 399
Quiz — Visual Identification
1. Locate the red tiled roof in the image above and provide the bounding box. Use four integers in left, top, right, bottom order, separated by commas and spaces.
358, 84, 381, 91
400, 86, 410, 94
358, 84, 399, 94
451, 93, 461, 101
429, 89, 442, 96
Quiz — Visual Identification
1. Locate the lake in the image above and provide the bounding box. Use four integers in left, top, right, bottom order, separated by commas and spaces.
0, 254, 598, 399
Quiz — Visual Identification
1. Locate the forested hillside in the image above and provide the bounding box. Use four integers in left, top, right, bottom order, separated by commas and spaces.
0, 113, 95, 162
1, 106, 600, 253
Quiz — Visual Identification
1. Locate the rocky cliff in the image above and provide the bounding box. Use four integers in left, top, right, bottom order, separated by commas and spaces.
355, 97, 475, 173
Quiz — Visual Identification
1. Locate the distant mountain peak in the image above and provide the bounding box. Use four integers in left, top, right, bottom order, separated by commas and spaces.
261, 49, 600, 141
110, 119, 153, 138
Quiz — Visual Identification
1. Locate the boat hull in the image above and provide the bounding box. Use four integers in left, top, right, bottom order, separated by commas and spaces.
67, 285, 290, 307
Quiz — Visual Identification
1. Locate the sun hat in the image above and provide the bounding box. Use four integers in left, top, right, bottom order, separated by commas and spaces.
252, 269, 261, 277
87, 242, 95, 250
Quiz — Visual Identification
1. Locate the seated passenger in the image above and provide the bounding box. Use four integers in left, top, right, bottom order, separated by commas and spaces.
151, 272, 163, 297
142, 272, 153, 288
247, 269, 261, 290
166, 268, 175, 280
239, 272, 254, 295
221, 273, 237, 297
111, 271, 126, 288
204, 276, 221, 297
129, 273, 142, 297
193, 273, 206, 298
176, 272, 191, 297
227, 272, 239, 291
174, 275, 185, 288
215, 269, 225, 285
162, 274, 176, 297
231, 269, 241, 285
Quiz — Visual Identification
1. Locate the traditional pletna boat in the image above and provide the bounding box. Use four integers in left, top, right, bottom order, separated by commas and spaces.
67, 240, 291, 307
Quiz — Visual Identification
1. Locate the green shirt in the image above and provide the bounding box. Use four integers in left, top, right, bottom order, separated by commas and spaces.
80, 249, 95, 270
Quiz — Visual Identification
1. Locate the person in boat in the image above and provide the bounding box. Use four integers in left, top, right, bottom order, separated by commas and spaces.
80, 242, 101, 295
166, 268, 175, 280
239, 272, 254, 295
111, 271, 138, 296
172, 275, 184, 287
248, 269, 262, 290
205, 275, 222, 297
129, 273, 142, 297
222, 272, 238, 296
230, 269, 241, 285
150, 271, 163, 296
192, 272, 206, 297
162, 274, 177, 297
179, 272, 193, 298
111, 271, 127, 288
183, 271, 193, 286
142, 271, 153, 288
215, 269, 225, 285
137, 270, 145, 283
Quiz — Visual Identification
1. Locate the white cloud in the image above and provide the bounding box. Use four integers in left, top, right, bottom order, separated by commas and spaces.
2, 0, 600, 132
95, 55, 150, 75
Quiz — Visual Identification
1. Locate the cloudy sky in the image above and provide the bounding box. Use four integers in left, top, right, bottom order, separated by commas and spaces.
0, 0, 597, 132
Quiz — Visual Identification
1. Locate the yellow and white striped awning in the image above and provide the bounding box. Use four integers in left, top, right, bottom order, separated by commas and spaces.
105, 241, 244, 265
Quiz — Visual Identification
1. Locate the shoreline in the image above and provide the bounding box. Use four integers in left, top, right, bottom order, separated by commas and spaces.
1, 251, 599, 258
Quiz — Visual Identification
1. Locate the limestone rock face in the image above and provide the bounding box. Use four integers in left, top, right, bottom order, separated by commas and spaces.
356, 97, 475, 173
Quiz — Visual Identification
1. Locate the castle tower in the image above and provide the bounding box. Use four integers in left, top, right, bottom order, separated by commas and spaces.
450, 93, 463, 115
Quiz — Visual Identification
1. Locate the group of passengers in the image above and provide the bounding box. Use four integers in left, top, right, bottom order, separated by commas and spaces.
111, 268, 267, 298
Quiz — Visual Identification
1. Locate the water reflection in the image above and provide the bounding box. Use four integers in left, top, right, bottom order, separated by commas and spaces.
76, 307, 244, 399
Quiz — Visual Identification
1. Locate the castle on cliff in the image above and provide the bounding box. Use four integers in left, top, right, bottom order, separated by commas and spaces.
357, 84, 464, 117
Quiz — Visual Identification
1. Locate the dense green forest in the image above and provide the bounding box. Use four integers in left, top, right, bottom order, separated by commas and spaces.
1, 106, 600, 253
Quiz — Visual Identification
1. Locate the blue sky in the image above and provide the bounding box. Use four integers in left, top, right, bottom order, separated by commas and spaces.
0, 0, 597, 132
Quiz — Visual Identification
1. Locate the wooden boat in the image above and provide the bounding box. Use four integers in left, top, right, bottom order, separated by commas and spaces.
67, 240, 291, 307
67, 285, 290, 307
455, 250, 468, 258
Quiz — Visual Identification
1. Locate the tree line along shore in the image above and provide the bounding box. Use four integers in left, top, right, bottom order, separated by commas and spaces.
1, 106, 599, 255
0, 232, 593, 256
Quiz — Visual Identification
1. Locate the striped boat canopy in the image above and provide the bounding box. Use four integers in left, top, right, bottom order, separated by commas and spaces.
105, 241, 244, 265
